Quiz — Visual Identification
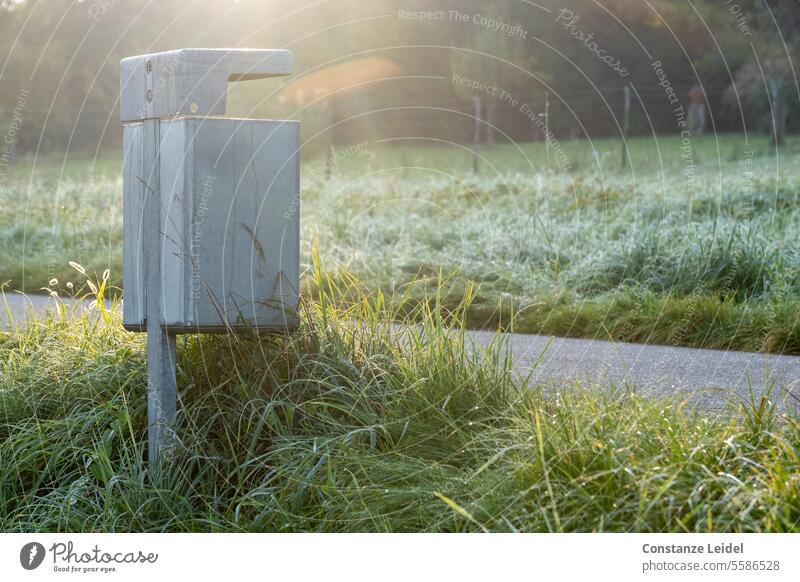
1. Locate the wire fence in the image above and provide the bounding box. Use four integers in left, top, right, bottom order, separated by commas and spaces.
0, 80, 789, 165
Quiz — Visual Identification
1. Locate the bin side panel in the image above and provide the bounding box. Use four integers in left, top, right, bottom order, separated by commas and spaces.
122, 122, 146, 329
159, 118, 187, 327
188, 118, 299, 330
253, 122, 300, 325
186, 118, 236, 327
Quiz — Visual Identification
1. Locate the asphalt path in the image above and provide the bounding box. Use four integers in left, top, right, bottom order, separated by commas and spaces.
3, 293, 798, 413
466, 329, 800, 413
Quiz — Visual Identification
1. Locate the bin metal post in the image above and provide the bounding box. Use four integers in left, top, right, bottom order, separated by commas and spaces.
141, 117, 177, 464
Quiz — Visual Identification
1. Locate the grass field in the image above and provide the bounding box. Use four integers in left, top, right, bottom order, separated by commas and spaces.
1, 272, 799, 532
3, 133, 800, 353
3, 137, 800, 533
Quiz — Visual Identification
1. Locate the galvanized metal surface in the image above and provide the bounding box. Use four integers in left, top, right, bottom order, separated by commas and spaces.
122, 55, 299, 333
120, 47, 297, 463
120, 48, 292, 122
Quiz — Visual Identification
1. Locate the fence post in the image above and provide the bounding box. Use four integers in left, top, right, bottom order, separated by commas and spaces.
769, 78, 785, 147
544, 91, 550, 173
486, 102, 496, 148
324, 99, 335, 179
621, 85, 631, 169
472, 95, 482, 174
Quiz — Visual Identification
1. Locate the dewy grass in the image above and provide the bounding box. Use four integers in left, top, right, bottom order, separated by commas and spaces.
1, 261, 800, 532
4, 134, 800, 352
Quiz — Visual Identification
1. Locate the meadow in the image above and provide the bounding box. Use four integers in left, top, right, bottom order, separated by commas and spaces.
2, 134, 800, 532
3, 133, 800, 352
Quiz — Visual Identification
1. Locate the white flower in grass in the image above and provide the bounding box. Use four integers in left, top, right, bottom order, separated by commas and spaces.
69, 261, 87, 276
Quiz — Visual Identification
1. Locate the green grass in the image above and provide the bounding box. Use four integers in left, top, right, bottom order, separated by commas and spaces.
2, 266, 800, 532
4, 133, 800, 352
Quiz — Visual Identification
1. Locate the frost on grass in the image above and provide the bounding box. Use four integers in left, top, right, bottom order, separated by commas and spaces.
3, 135, 800, 351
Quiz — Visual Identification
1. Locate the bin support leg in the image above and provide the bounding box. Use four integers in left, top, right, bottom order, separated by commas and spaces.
142, 117, 177, 465
147, 323, 177, 465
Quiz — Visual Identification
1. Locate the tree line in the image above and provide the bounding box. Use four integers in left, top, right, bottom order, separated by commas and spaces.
0, 0, 797, 156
